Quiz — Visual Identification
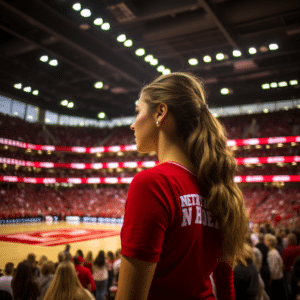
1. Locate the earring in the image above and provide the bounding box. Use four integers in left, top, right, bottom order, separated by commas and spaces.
156, 120, 159, 126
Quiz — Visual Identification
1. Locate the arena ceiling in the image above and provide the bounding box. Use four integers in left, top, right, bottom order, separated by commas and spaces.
0, 0, 299, 119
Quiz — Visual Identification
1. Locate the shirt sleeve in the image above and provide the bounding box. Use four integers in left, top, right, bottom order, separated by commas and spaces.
213, 262, 235, 300
121, 170, 171, 263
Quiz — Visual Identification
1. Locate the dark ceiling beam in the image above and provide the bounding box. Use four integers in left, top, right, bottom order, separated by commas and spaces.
0, 0, 149, 86
197, 0, 238, 49
0, 24, 118, 89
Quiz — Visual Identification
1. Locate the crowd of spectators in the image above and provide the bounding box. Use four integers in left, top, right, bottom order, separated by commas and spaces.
0, 187, 127, 220
1, 225, 300, 300
0, 246, 122, 300
1, 109, 300, 147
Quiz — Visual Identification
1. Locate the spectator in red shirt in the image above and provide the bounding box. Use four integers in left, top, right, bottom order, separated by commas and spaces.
116, 72, 249, 300
84, 251, 94, 274
74, 255, 95, 294
283, 233, 300, 295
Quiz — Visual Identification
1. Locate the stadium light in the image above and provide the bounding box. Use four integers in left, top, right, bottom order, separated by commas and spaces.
14, 83, 22, 89
232, 50, 242, 57
261, 83, 270, 89
203, 55, 212, 63
290, 80, 298, 86
216, 53, 225, 61
40, 55, 49, 62
150, 58, 158, 66
144, 55, 153, 62
72, 3, 81, 11
124, 39, 133, 47
163, 69, 171, 75
270, 82, 277, 88
49, 59, 58, 66
67, 102, 74, 108
101, 23, 110, 31
94, 81, 103, 89
80, 9, 91, 18
98, 112, 106, 119
94, 18, 103, 25
248, 47, 257, 55
269, 43, 279, 50
278, 81, 288, 87
32, 90, 39, 95
157, 65, 165, 72
117, 34, 126, 42
220, 88, 229, 95
135, 48, 145, 56
23, 86, 32, 93
188, 58, 198, 66
61, 100, 68, 106
263, 108, 269, 113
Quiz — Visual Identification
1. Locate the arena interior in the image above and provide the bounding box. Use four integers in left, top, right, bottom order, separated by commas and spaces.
0, 0, 300, 299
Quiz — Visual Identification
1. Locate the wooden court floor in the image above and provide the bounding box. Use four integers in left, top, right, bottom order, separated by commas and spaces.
0, 222, 121, 270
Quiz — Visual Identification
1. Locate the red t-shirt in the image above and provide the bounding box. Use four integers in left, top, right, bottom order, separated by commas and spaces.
121, 162, 234, 300
282, 245, 300, 272
75, 264, 96, 292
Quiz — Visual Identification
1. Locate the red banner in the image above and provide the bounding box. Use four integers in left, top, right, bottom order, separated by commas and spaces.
1, 135, 299, 153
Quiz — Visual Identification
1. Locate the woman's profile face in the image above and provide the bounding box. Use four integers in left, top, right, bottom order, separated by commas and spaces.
130, 94, 158, 153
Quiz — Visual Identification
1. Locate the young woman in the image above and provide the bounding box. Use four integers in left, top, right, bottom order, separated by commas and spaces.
93, 251, 108, 300
43, 260, 94, 300
264, 233, 287, 300
11, 260, 41, 300
84, 251, 94, 274
116, 72, 249, 300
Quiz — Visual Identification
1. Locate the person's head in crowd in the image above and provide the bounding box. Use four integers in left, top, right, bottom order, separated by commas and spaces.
64, 244, 71, 252
41, 261, 56, 276
264, 233, 277, 249
58, 251, 66, 263
276, 233, 283, 246
258, 233, 265, 243
76, 249, 84, 259
115, 249, 121, 260
85, 251, 93, 263
27, 253, 37, 267
137, 72, 249, 265
11, 260, 40, 300
44, 260, 93, 300
38, 255, 48, 267
107, 251, 114, 261
94, 251, 106, 268
73, 254, 84, 266
287, 232, 298, 246
4, 262, 14, 276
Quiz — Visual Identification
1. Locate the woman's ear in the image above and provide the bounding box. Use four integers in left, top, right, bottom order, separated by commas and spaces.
156, 103, 168, 123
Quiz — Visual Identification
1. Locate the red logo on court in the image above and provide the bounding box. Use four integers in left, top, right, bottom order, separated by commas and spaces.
0, 228, 120, 246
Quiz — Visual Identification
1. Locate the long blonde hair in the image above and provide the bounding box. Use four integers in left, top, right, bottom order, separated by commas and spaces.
44, 260, 83, 300
142, 72, 249, 266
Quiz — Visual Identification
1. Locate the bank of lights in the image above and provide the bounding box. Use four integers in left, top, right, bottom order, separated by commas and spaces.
269, 43, 279, 51
117, 34, 126, 42
60, 100, 74, 108
101, 23, 110, 31
261, 80, 298, 89
14, 83, 39, 96
39, 55, 58, 67
94, 18, 103, 26
157, 65, 165, 72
